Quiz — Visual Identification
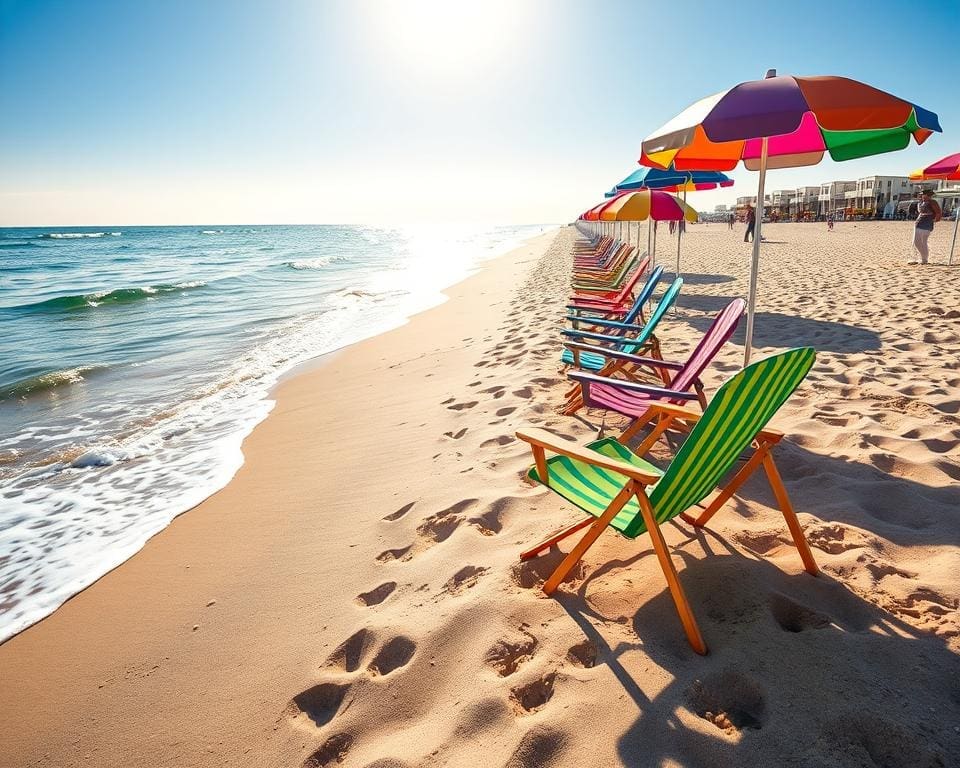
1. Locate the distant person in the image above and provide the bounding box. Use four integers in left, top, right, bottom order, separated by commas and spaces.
728, 213, 734, 230
744, 204, 756, 242
827, 214, 834, 232
910, 189, 942, 265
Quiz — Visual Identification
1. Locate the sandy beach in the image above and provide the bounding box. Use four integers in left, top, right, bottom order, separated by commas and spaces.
1, 221, 959, 768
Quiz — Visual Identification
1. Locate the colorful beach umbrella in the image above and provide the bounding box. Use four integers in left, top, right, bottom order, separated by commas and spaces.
596, 189, 699, 223
910, 152, 960, 264
605, 165, 735, 291
605, 165, 734, 197
583, 189, 699, 274
640, 71, 941, 364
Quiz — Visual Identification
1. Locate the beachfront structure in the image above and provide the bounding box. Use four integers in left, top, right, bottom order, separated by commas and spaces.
789, 186, 821, 219
817, 181, 856, 217
853, 175, 914, 211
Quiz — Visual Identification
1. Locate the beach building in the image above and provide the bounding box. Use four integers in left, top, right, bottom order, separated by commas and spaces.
853, 175, 914, 212
817, 181, 856, 217
789, 186, 821, 220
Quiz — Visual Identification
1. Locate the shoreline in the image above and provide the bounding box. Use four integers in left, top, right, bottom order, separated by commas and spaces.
0, 224, 557, 645
0, 226, 568, 766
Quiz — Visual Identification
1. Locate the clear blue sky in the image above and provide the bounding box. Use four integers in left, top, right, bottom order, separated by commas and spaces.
1, 0, 957, 225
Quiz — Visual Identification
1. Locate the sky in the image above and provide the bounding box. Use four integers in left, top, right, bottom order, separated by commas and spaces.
1, 0, 957, 226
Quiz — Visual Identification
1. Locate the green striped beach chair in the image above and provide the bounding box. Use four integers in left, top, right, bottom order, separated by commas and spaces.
516, 347, 819, 654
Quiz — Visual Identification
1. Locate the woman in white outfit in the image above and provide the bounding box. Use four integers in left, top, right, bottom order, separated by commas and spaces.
912, 189, 942, 264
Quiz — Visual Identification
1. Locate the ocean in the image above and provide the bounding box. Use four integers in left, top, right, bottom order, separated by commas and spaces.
0, 223, 553, 642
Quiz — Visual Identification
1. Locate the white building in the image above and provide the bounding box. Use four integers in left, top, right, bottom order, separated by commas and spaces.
817, 180, 856, 217
853, 175, 914, 211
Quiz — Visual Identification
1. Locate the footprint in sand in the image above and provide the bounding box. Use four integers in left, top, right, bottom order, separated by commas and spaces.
383, 502, 416, 522
565, 640, 597, 669
440, 565, 489, 596
367, 636, 417, 676
484, 630, 538, 677
510, 672, 557, 715
288, 682, 351, 727
448, 401, 479, 411
355, 581, 397, 607
685, 669, 766, 732
415, 499, 478, 546
302, 733, 353, 768
512, 386, 533, 399
481, 435, 516, 449
375, 545, 413, 564
468, 496, 521, 536
325, 628, 378, 672
443, 427, 468, 440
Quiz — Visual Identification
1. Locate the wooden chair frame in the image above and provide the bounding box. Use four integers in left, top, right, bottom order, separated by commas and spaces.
516, 405, 819, 654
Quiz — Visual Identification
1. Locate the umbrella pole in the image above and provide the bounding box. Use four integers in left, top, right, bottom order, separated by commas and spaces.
651, 221, 657, 272
674, 186, 686, 315
744, 137, 769, 367
949, 210, 958, 266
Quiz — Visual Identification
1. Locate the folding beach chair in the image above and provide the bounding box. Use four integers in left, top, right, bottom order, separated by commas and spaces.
517, 347, 819, 654
569, 255, 650, 312
560, 276, 681, 390
563, 298, 744, 416
566, 265, 663, 332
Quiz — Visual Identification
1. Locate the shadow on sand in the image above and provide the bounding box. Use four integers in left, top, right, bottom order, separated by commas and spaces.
533, 401, 959, 764
675, 294, 882, 354
552, 545, 959, 766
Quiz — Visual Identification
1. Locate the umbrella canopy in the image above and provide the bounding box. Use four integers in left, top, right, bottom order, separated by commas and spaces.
641, 75, 941, 172
585, 189, 699, 222
910, 152, 960, 181
605, 164, 734, 197
909, 152, 960, 264
639, 72, 941, 364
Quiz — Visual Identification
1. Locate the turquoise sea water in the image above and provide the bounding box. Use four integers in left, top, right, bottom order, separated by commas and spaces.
0, 223, 553, 642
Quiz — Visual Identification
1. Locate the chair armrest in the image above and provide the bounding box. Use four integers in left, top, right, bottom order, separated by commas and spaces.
562, 329, 641, 346
567, 371, 699, 400
570, 316, 646, 332
515, 427, 660, 485
563, 343, 683, 369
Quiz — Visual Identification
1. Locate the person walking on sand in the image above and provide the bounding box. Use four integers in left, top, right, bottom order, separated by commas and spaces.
744, 204, 756, 242
910, 189, 942, 264
728, 213, 734, 230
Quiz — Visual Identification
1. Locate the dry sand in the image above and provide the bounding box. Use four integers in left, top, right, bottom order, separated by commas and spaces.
1, 222, 958, 768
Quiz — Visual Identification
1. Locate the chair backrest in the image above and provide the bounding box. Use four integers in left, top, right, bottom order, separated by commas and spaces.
632, 347, 815, 533
623, 277, 682, 352
622, 264, 663, 324
670, 299, 746, 391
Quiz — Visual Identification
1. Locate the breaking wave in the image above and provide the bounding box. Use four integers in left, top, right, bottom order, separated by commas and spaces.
0, 365, 108, 401
6, 282, 208, 313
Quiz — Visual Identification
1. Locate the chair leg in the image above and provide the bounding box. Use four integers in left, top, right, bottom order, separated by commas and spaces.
520, 517, 594, 560
632, 413, 676, 457
762, 455, 820, 576
618, 407, 659, 445
636, 491, 707, 654
543, 482, 635, 596
561, 392, 583, 416
692, 445, 769, 526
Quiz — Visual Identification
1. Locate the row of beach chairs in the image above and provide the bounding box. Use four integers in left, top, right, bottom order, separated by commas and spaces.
513, 226, 820, 654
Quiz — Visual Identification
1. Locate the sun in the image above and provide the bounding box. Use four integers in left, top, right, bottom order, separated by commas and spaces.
363, 0, 530, 78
